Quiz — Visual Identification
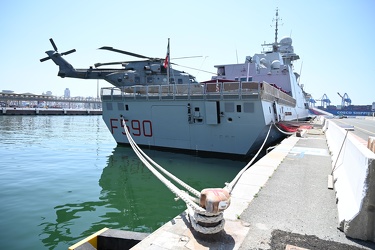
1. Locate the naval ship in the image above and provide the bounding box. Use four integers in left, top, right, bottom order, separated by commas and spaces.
40, 10, 309, 157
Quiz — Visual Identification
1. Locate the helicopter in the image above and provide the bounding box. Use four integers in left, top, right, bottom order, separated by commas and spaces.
40, 38, 200, 88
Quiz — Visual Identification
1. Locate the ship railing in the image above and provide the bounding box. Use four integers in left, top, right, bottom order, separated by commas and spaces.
260, 82, 296, 107
101, 82, 258, 101
101, 81, 295, 106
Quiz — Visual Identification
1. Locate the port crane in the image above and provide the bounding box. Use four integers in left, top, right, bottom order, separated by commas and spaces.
337, 92, 351, 107
315, 94, 331, 108
308, 97, 316, 108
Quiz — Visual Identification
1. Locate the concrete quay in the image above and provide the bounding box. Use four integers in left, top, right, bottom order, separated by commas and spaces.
131, 119, 375, 250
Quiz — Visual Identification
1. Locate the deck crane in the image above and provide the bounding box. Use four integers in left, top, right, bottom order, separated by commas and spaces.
337, 92, 351, 107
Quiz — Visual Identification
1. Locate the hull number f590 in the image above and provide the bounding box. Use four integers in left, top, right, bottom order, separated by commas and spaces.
110, 118, 153, 137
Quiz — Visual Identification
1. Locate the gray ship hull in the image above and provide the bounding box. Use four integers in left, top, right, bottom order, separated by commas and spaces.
101, 82, 309, 157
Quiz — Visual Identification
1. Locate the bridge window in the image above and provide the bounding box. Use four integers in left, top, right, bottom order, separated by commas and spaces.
147, 77, 153, 83
178, 78, 183, 84
217, 66, 225, 76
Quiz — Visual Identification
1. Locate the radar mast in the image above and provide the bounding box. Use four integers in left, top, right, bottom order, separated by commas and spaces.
272, 8, 281, 51
262, 7, 283, 53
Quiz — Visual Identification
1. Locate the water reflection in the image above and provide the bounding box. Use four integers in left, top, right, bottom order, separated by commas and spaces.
39, 146, 243, 249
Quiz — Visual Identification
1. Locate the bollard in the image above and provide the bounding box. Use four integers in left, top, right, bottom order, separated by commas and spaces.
200, 188, 230, 213
188, 207, 225, 234
189, 188, 231, 234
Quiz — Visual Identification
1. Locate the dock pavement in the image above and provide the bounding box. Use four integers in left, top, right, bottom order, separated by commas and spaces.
132, 120, 375, 249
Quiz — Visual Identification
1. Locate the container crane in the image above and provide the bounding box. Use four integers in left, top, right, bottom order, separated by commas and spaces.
308, 97, 316, 108
315, 94, 331, 108
337, 92, 351, 107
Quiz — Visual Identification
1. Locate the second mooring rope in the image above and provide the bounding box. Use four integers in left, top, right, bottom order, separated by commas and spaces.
224, 123, 273, 193
122, 117, 210, 214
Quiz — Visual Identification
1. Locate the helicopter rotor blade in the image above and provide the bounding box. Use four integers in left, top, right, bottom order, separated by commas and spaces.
171, 56, 203, 60
94, 61, 128, 68
172, 62, 217, 75
99, 46, 160, 60
61, 49, 76, 56
49, 38, 58, 52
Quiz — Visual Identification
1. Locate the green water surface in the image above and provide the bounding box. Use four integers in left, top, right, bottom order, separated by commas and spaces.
0, 115, 244, 249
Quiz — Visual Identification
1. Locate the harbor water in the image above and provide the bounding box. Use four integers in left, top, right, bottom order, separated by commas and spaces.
0, 115, 244, 250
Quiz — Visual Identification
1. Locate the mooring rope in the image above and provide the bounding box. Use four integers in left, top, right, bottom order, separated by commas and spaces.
122, 118, 201, 198
121, 117, 208, 213
225, 123, 273, 193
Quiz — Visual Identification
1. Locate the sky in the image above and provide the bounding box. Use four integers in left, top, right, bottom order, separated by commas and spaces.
1, 0, 374, 105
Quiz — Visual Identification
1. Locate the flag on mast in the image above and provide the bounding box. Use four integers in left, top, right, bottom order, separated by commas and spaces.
163, 38, 170, 69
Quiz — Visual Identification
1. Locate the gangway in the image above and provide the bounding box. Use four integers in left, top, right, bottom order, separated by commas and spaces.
309, 107, 334, 117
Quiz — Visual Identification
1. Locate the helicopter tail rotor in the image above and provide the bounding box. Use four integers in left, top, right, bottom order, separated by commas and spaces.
40, 56, 52, 62
49, 38, 58, 52
61, 49, 76, 56
40, 38, 76, 62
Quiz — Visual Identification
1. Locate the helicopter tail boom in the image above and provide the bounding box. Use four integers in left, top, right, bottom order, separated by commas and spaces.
40, 39, 116, 81
49, 54, 116, 81
43, 51, 76, 78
